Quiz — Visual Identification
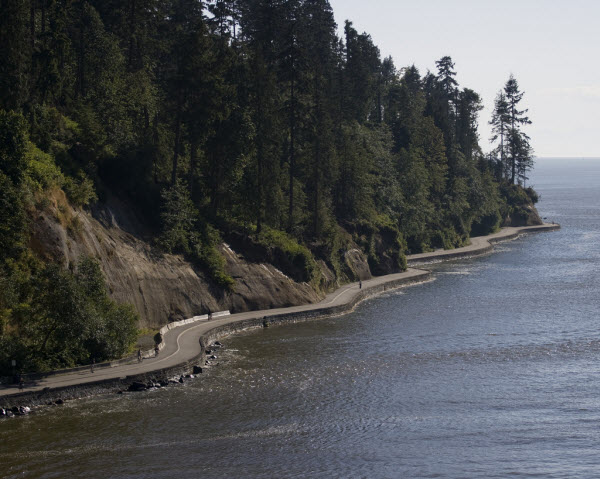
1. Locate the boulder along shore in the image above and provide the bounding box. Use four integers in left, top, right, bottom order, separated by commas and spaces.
0, 223, 559, 411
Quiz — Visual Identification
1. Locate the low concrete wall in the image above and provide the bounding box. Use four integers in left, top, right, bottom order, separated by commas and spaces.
0, 354, 206, 408
0, 272, 429, 408
199, 271, 432, 369
1, 224, 560, 408
407, 224, 560, 265
140, 310, 231, 359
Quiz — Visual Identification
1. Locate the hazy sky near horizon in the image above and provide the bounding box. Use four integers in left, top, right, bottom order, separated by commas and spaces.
328, 0, 599, 158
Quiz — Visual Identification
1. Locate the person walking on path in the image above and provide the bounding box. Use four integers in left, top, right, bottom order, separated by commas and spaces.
18, 375, 24, 390
138, 349, 143, 363
154, 345, 159, 357
359, 279, 362, 289
208, 310, 212, 321
91, 358, 95, 373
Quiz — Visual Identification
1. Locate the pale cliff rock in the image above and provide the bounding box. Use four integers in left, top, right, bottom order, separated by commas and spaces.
30, 192, 372, 328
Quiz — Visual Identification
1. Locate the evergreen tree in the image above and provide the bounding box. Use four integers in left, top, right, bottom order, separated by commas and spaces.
456, 88, 483, 163
344, 21, 381, 124
489, 91, 510, 180
0, 0, 546, 374
503, 75, 532, 184
426, 56, 458, 150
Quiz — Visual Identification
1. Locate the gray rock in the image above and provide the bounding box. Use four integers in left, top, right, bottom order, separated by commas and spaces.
128, 381, 147, 392
192, 366, 203, 374
31, 202, 321, 330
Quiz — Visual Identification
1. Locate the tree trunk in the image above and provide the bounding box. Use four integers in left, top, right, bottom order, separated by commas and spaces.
128, 0, 136, 70
288, 63, 295, 232
77, 26, 85, 98
377, 72, 382, 123
30, 0, 35, 52
171, 96, 182, 185
189, 138, 197, 196
41, 1, 46, 34
313, 137, 320, 238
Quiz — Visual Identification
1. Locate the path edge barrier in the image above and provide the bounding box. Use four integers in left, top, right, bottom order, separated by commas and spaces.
0, 271, 431, 407
407, 223, 560, 265
0, 224, 560, 407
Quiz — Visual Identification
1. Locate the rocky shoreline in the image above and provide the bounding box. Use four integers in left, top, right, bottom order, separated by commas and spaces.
0, 223, 560, 413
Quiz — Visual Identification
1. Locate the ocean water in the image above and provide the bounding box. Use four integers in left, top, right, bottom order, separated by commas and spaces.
2, 158, 600, 479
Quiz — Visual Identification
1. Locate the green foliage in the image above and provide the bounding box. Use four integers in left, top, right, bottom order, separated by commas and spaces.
24, 142, 65, 192
0, 172, 27, 263
525, 187, 539, 204
30, 106, 80, 154
499, 183, 540, 225
191, 224, 235, 290
0, 110, 28, 185
0, 257, 138, 374
256, 227, 319, 285
0, 1, 543, 364
159, 182, 235, 288
159, 180, 199, 254
193, 241, 235, 290
63, 171, 98, 208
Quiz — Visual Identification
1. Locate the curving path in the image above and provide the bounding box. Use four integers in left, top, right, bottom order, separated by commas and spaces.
0, 223, 559, 401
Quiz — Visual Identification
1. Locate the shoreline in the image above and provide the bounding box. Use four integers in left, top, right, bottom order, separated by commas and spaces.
0, 223, 559, 408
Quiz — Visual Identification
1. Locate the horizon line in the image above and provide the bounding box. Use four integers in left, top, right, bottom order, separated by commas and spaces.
535, 156, 600, 159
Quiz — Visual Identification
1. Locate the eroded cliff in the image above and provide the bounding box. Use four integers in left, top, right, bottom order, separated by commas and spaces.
29, 192, 374, 328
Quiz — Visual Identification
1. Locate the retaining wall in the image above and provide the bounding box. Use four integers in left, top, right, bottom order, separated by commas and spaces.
0, 271, 430, 408
1, 224, 560, 408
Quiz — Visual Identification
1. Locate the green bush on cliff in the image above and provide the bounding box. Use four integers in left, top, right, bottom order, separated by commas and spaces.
192, 235, 236, 290
63, 171, 98, 207
24, 142, 65, 193
256, 227, 319, 285
499, 183, 541, 225
159, 181, 235, 289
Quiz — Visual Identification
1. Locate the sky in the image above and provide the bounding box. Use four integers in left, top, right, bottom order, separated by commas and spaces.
328, 0, 600, 158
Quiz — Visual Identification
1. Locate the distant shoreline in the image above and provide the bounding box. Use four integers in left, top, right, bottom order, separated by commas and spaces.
0, 223, 560, 409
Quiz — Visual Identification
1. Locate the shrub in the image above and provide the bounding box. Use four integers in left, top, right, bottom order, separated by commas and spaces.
63, 171, 98, 207
158, 180, 198, 254
0, 257, 139, 374
192, 239, 235, 290
257, 227, 319, 284
525, 186, 539, 204
24, 142, 64, 192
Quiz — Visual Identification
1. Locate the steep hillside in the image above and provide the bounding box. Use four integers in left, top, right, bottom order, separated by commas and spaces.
30, 192, 378, 328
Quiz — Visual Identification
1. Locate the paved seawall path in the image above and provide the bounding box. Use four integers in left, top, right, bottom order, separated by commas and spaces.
0, 223, 559, 406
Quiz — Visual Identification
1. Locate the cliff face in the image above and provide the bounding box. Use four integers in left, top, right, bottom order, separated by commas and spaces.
27, 187, 544, 330
501, 185, 543, 227
503, 203, 543, 227
29, 192, 372, 328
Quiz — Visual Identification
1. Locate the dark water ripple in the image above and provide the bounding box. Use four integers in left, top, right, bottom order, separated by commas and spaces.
3, 159, 600, 478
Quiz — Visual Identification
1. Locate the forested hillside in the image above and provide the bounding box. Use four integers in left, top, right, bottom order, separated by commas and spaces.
0, 0, 540, 374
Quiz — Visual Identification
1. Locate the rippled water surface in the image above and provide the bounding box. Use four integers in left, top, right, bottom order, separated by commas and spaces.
3, 158, 600, 478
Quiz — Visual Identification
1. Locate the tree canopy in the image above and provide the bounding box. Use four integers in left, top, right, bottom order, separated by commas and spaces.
0, 0, 539, 373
